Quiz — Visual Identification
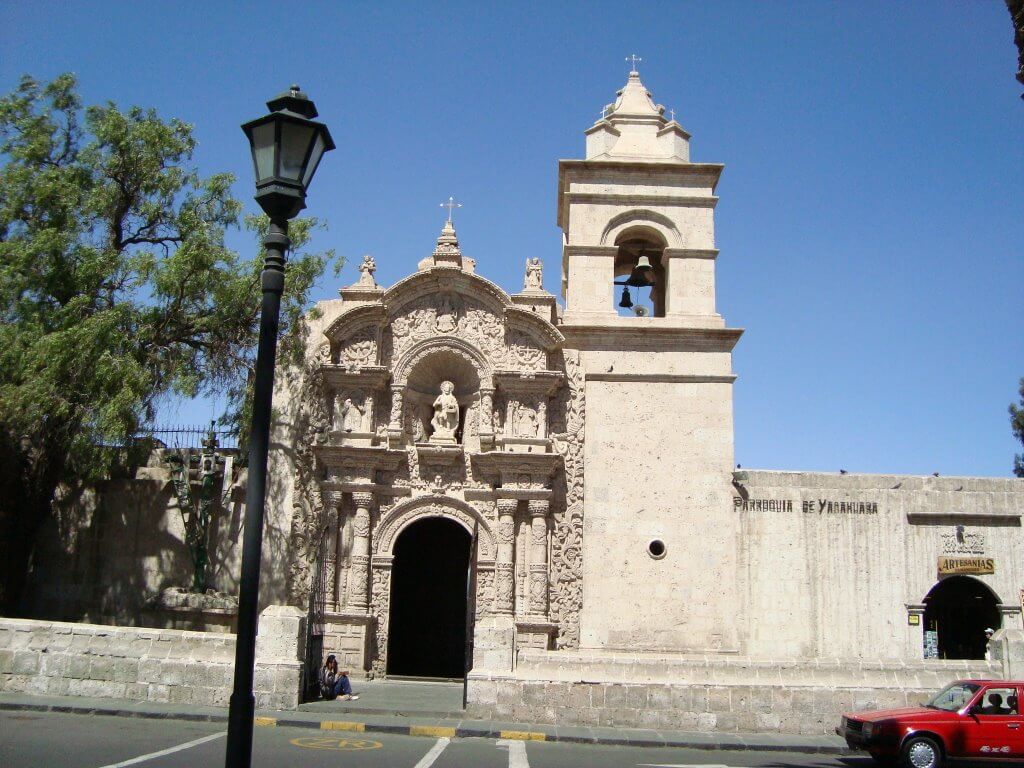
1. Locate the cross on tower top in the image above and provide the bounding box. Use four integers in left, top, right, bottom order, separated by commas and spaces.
626, 54, 642, 73
440, 196, 462, 223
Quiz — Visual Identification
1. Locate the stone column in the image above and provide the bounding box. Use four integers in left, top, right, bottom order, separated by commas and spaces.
527, 499, 550, 618
494, 498, 518, 615
347, 491, 374, 612
325, 491, 343, 611
537, 399, 548, 439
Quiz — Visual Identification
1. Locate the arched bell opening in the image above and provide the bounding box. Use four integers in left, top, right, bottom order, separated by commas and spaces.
613, 227, 667, 318
922, 576, 1001, 660
404, 348, 481, 444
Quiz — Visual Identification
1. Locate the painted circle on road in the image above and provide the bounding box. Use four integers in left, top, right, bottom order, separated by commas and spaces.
290, 736, 383, 751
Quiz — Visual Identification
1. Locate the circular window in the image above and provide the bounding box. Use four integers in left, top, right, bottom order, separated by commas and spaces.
647, 539, 666, 559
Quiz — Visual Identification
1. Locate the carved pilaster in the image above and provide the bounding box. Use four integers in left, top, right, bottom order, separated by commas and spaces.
388, 385, 404, 434
348, 491, 375, 611
494, 498, 518, 615
324, 490, 344, 611
528, 499, 550, 618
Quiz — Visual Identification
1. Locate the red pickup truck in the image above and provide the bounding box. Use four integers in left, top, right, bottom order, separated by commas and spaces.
837, 680, 1023, 767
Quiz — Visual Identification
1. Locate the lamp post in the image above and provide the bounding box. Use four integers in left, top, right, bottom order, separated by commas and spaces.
225, 85, 334, 768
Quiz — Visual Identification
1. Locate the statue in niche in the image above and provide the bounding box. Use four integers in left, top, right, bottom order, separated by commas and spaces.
514, 404, 538, 438
341, 398, 363, 432
524, 257, 543, 291
430, 380, 460, 442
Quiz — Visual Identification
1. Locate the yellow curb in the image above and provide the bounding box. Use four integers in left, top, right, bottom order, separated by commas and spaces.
410, 725, 457, 738
254, 717, 277, 728
320, 720, 366, 732
499, 730, 546, 741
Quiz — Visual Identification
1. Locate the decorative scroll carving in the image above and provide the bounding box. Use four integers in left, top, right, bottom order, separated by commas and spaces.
549, 349, 585, 648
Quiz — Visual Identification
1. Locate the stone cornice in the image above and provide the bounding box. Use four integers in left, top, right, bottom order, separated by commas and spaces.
472, 451, 563, 484
664, 248, 719, 260
322, 303, 387, 341
492, 369, 564, 395
314, 444, 406, 471
586, 372, 737, 384
559, 323, 743, 353
319, 365, 390, 390
565, 192, 718, 209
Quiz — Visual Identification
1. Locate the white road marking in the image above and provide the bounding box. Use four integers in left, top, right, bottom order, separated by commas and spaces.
497, 738, 531, 768
97, 730, 225, 767
413, 736, 451, 768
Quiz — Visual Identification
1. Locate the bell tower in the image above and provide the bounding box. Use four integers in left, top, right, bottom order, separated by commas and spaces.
558, 66, 745, 653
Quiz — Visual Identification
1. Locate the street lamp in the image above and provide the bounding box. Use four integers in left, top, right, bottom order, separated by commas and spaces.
225, 85, 334, 768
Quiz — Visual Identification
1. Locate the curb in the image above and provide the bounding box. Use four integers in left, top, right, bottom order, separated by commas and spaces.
0, 701, 853, 755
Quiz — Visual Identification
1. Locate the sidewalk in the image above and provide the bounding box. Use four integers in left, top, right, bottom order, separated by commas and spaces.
0, 681, 853, 755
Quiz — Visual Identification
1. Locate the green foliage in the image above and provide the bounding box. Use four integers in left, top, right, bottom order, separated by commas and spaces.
0, 74, 336, 611
1011, 378, 1024, 478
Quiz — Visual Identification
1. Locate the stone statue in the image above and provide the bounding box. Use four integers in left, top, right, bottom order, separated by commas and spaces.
430, 380, 460, 442
514, 404, 538, 437
341, 398, 363, 432
524, 257, 543, 290
356, 254, 377, 287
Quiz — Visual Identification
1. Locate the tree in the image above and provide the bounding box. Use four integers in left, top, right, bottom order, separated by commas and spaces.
1011, 378, 1024, 478
0, 74, 335, 614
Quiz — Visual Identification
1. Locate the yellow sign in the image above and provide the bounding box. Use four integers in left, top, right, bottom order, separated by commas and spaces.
938, 556, 995, 575
290, 736, 382, 751
908, 614, 920, 626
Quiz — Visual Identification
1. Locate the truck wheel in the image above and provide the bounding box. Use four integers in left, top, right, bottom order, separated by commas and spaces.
901, 736, 942, 768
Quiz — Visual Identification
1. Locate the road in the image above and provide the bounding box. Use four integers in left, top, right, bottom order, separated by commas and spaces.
0, 711, 872, 768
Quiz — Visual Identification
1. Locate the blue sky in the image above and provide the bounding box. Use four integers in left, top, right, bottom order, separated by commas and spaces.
2, 2, 1021, 477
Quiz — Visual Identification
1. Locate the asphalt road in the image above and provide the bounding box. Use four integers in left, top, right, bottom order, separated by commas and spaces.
0, 710, 875, 768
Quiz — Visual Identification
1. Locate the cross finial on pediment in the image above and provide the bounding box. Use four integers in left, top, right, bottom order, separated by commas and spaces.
440, 196, 462, 223
626, 54, 642, 73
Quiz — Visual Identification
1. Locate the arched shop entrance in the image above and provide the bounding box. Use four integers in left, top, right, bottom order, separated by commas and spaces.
922, 576, 1001, 660
386, 517, 472, 678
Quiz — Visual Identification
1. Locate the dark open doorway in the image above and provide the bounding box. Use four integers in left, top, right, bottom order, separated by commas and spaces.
923, 576, 1001, 659
386, 517, 471, 678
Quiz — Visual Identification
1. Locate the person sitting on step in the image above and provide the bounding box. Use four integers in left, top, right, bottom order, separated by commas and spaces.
319, 654, 359, 701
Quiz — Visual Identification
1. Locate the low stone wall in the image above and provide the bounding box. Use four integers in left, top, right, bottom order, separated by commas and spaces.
467, 650, 998, 734
0, 607, 305, 711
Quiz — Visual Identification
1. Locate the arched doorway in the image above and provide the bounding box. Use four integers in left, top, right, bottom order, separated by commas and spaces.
923, 576, 1001, 659
386, 517, 471, 678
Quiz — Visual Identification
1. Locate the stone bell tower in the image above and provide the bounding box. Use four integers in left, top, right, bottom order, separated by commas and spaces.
558, 67, 744, 652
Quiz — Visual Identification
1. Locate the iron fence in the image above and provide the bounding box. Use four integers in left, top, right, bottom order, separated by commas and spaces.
132, 424, 242, 451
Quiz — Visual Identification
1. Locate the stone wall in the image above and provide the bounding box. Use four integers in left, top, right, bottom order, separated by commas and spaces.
736, 471, 1024, 661
0, 607, 305, 711
467, 649, 997, 734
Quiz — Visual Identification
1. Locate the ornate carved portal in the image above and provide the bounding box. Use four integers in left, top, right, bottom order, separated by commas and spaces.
287, 237, 583, 676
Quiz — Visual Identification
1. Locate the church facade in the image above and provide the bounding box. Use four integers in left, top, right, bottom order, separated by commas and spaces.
265, 70, 1023, 730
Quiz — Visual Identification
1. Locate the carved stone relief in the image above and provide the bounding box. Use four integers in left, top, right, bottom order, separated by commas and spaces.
549, 349, 585, 649
287, 366, 331, 604
339, 327, 377, 369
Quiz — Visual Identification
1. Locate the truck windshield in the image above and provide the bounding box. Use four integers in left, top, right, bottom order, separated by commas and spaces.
926, 682, 981, 711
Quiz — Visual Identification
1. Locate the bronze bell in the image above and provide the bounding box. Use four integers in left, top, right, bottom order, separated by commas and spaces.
618, 286, 633, 308
628, 254, 654, 285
